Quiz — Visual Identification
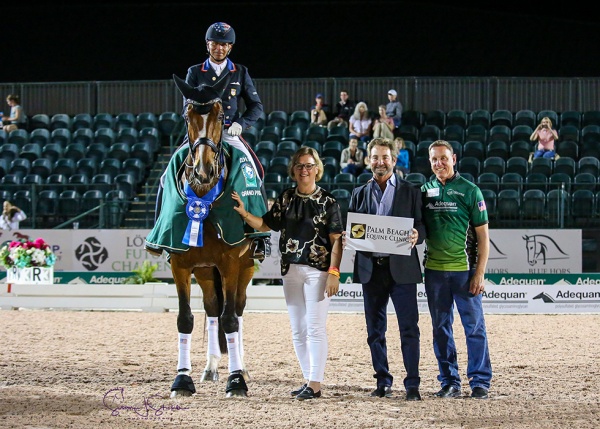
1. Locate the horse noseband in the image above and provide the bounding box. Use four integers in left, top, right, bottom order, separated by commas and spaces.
192, 137, 219, 153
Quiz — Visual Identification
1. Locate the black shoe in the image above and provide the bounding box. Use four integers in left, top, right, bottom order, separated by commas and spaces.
405, 387, 422, 401
291, 383, 307, 396
370, 386, 393, 398
435, 385, 461, 398
471, 386, 489, 399
295, 387, 321, 400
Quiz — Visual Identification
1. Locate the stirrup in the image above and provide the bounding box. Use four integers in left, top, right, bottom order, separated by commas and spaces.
248, 234, 271, 261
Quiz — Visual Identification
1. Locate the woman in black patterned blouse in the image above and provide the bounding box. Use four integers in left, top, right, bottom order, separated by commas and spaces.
232, 146, 344, 400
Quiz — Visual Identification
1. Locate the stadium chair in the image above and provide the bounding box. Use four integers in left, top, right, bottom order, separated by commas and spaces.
9, 158, 31, 179
510, 140, 533, 160
511, 125, 533, 143
446, 109, 468, 128
405, 172, 427, 187
496, 189, 521, 225
37, 189, 59, 226
530, 157, 553, 177
53, 158, 77, 177
241, 126, 260, 147
29, 128, 51, 145
116, 127, 139, 145
275, 141, 299, 158
158, 111, 185, 137
46, 173, 68, 193
76, 157, 98, 179
465, 125, 487, 144
330, 188, 351, 225
418, 124, 441, 142
305, 125, 328, 145
580, 125, 600, 158
29, 113, 51, 130
57, 190, 82, 221
326, 125, 349, 145
558, 125, 579, 144
477, 172, 500, 193
514, 110, 536, 128
481, 189, 497, 221
260, 125, 281, 144
30, 158, 53, 180
462, 141, 484, 161
443, 124, 464, 144
553, 157, 576, 178
486, 141, 509, 160
397, 125, 419, 143
332, 172, 356, 192
582, 110, 600, 127
94, 128, 116, 147
138, 127, 160, 153
290, 110, 311, 133
266, 110, 288, 130
560, 110, 581, 128
537, 110, 559, 128
19, 143, 42, 163
115, 112, 137, 131
556, 140, 579, 160
12, 189, 33, 218
302, 140, 322, 154
263, 172, 286, 194
571, 189, 596, 226
255, 141, 277, 161
81, 189, 105, 227
548, 173, 572, 191
482, 156, 505, 177
500, 172, 524, 192
525, 172, 548, 192
72, 113, 93, 131
72, 128, 94, 146
50, 128, 72, 147
491, 109, 513, 128
521, 189, 546, 221
64, 142, 86, 162
107, 142, 131, 163
578, 156, 600, 176
130, 142, 154, 166
321, 141, 344, 159
136, 112, 158, 131
458, 157, 480, 178
0, 143, 20, 162
50, 113, 72, 131
279, 124, 304, 148
8, 129, 30, 147
114, 173, 136, 198
573, 172, 597, 192
122, 158, 146, 184
86, 142, 109, 163
488, 125, 511, 144
1, 174, 21, 186
401, 110, 423, 128
425, 109, 446, 129
90, 173, 113, 194
469, 109, 491, 129
93, 113, 115, 131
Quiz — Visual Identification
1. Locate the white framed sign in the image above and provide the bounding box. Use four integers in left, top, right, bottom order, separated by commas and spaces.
344, 212, 414, 256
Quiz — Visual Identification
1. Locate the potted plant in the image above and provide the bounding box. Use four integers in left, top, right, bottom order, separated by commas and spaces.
123, 260, 160, 284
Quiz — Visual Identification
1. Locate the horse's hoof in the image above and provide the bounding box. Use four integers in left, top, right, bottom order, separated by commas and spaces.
200, 369, 219, 382
170, 389, 193, 398
241, 369, 251, 382
225, 372, 248, 398
170, 373, 196, 396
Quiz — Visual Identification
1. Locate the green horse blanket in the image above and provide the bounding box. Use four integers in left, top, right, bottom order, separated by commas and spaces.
145, 142, 267, 254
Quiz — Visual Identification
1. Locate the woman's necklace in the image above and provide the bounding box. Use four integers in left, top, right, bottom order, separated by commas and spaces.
296, 186, 318, 197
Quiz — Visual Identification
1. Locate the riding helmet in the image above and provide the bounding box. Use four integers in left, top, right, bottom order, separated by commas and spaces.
205, 22, 236, 44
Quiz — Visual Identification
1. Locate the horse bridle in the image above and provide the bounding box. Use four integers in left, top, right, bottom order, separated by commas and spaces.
183, 100, 226, 169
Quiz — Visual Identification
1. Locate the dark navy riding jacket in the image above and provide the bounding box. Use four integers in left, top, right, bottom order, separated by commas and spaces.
185, 58, 263, 130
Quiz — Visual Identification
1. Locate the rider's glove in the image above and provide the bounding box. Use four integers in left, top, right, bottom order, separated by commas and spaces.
228, 122, 243, 137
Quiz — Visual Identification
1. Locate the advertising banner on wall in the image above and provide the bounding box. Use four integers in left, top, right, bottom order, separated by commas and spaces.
0, 228, 582, 280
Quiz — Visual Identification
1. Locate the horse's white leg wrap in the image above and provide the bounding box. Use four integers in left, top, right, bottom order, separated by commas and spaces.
205, 317, 221, 374
177, 333, 192, 373
206, 317, 221, 358
225, 332, 243, 373
238, 316, 245, 367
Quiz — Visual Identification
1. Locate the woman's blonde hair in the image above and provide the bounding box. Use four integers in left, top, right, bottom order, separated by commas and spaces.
288, 146, 324, 181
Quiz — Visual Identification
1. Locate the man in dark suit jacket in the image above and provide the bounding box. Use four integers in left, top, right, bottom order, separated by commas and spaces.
348, 137, 425, 401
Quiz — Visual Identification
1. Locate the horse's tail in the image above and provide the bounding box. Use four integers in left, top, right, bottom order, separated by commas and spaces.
213, 267, 228, 354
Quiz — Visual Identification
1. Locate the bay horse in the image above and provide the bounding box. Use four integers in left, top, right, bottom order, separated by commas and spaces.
145, 75, 265, 398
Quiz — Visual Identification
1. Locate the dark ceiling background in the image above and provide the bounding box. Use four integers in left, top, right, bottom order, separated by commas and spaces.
5, 1, 600, 83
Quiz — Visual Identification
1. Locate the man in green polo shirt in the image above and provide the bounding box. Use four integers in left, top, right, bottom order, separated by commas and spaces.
421, 140, 492, 400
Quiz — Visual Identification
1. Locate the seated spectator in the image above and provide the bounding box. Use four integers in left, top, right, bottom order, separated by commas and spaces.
372, 105, 395, 140
530, 116, 558, 159
386, 89, 403, 128
394, 137, 410, 177
349, 101, 373, 143
310, 93, 329, 127
340, 136, 365, 177
1, 94, 26, 132
327, 90, 355, 130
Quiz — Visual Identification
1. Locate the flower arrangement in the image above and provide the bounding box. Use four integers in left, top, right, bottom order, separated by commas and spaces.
0, 238, 56, 269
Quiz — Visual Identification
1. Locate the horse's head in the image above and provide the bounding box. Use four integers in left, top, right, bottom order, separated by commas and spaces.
173, 74, 225, 193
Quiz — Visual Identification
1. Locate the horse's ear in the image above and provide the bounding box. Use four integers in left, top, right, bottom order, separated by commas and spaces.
173, 74, 195, 98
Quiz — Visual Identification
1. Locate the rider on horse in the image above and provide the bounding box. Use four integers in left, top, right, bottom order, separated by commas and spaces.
154, 21, 269, 258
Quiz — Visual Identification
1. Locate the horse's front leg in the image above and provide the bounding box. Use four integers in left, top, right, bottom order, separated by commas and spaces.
220, 255, 254, 397
169, 259, 195, 398
193, 267, 222, 383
